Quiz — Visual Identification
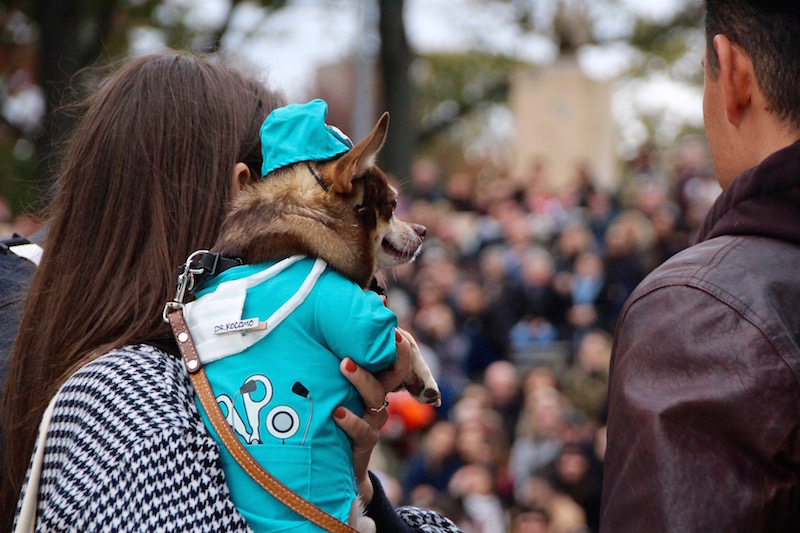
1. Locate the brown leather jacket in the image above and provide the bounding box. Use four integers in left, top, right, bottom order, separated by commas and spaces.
601, 141, 800, 532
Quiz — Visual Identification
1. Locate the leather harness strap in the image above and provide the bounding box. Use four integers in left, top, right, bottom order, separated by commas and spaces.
176, 252, 244, 294
166, 307, 357, 533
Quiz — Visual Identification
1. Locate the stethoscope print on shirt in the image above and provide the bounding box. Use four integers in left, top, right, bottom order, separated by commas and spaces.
216, 374, 312, 445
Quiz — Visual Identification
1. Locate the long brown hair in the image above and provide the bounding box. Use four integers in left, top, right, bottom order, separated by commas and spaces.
0, 51, 283, 526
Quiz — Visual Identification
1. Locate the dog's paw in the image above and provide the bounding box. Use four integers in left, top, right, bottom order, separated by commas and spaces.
398, 327, 442, 407
403, 370, 442, 407
423, 385, 442, 407
348, 496, 377, 533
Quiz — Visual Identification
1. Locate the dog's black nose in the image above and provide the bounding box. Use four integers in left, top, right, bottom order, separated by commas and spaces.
414, 224, 427, 239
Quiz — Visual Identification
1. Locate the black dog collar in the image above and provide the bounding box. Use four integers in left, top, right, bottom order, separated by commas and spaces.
304, 161, 329, 192
304, 161, 369, 212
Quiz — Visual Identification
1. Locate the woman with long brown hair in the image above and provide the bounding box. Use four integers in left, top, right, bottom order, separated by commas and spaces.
0, 52, 459, 532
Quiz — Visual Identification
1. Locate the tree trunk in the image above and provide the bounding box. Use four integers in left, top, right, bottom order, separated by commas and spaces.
35, 0, 117, 193
378, 0, 415, 183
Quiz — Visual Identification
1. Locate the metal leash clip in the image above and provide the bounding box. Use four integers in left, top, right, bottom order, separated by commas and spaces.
162, 249, 210, 323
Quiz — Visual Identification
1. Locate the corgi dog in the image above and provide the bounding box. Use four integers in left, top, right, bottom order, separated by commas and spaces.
196, 107, 440, 533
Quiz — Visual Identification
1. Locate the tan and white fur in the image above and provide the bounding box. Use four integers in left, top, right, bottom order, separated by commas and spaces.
212, 112, 440, 532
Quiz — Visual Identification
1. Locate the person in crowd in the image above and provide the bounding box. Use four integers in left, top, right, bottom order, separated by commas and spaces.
601, 1, 800, 530
552, 223, 595, 274
477, 245, 520, 341
409, 157, 446, 203
515, 476, 588, 533
509, 504, 552, 533
561, 251, 606, 343
648, 202, 689, 266
404, 420, 463, 494
0, 52, 460, 532
595, 217, 647, 331
447, 463, 507, 532
583, 189, 618, 248
510, 386, 567, 498
451, 277, 508, 377
544, 443, 602, 533
483, 360, 523, 443
562, 330, 611, 425
510, 247, 569, 339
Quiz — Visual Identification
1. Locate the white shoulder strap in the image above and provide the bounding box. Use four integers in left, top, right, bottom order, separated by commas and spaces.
239, 255, 303, 289
254, 257, 327, 338
14, 387, 61, 532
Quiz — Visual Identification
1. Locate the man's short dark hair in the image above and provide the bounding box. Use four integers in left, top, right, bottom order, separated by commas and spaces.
705, 0, 800, 132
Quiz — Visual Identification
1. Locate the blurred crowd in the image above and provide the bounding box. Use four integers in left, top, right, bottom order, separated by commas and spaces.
0, 139, 719, 533
368, 139, 720, 533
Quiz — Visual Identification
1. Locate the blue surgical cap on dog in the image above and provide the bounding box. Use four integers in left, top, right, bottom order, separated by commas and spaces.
260, 99, 353, 178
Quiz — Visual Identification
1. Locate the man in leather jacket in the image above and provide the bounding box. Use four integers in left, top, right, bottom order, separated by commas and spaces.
601, 1, 800, 531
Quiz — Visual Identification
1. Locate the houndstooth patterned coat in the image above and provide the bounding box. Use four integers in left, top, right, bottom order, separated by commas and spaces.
15, 344, 461, 532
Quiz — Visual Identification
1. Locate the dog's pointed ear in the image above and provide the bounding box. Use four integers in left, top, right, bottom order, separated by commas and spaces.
329, 112, 389, 194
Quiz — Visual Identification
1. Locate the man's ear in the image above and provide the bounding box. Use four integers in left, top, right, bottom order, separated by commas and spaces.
714, 34, 753, 127
231, 162, 252, 195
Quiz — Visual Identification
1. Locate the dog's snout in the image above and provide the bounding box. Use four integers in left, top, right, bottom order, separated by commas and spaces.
413, 224, 427, 239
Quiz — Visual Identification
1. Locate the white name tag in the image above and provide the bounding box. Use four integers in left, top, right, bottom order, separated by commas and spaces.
213, 318, 265, 335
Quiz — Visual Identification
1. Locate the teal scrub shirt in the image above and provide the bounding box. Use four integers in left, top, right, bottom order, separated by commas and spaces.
192, 258, 397, 532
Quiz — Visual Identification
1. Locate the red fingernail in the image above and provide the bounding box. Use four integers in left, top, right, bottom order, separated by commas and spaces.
395, 329, 402, 342
344, 359, 357, 373
334, 406, 346, 419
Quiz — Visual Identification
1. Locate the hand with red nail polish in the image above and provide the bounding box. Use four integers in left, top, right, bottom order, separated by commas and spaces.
333, 328, 411, 505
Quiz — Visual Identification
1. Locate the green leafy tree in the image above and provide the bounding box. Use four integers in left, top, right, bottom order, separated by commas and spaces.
0, 0, 707, 217
0, 0, 286, 217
